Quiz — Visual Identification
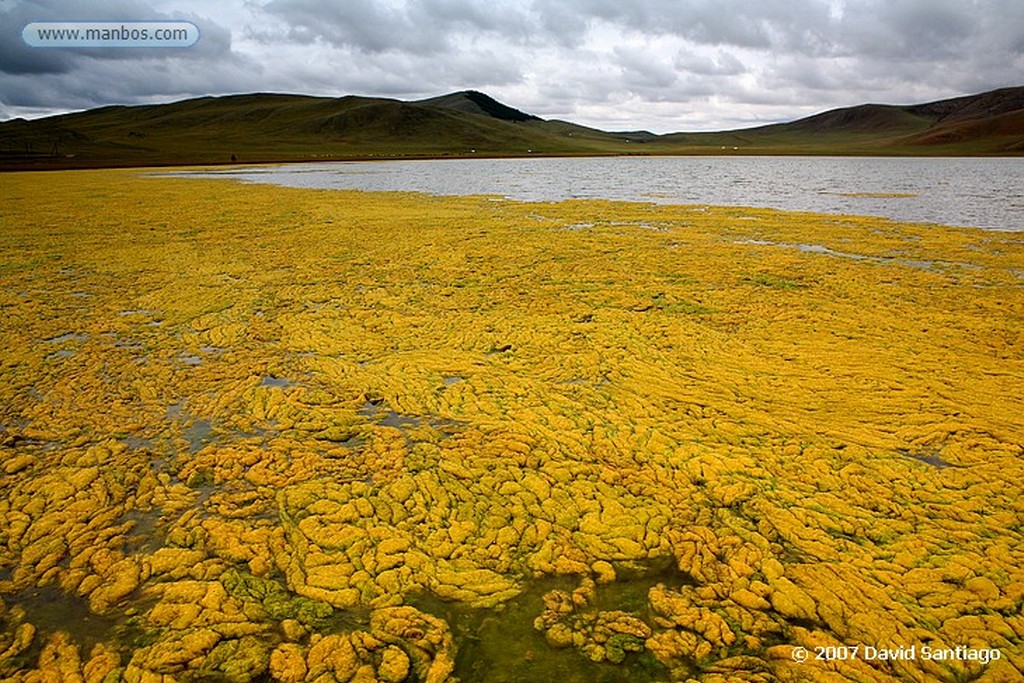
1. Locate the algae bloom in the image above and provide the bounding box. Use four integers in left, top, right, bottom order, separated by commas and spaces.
0, 169, 1022, 681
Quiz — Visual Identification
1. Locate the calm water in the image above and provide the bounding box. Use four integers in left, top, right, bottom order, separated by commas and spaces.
174, 156, 1023, 230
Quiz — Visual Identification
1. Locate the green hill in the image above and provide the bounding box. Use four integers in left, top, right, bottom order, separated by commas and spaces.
1, 86, 1021, 169
662, 86, 1024, 155
0, 92, 600, 168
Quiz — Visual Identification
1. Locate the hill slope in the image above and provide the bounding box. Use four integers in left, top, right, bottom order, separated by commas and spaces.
0, 92, 610, 168
1, 86, 1022, 168
664, 86, 1024, 154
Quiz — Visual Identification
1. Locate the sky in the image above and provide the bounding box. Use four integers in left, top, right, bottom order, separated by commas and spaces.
1, 0, 1022, 133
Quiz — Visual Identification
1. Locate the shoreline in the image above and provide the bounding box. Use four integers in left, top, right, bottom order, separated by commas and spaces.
2, 147, 1021, 173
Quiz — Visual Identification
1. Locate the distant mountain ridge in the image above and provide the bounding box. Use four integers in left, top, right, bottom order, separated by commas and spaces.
2, 86, 1022, 169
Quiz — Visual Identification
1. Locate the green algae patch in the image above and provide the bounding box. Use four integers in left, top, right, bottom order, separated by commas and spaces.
220, 568, 334, 627
1, 169, 1023, 681
409, 556, 790, 681
410, 569, 672, 682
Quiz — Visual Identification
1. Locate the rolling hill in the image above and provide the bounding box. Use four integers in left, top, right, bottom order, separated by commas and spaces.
708, 85, 1024, 153
1, 86, 1021, 169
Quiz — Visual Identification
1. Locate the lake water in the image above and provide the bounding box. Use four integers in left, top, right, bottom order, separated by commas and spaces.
174, 156, 1023, 231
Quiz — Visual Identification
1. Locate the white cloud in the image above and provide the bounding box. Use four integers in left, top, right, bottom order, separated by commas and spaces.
1, 0, 1021, 131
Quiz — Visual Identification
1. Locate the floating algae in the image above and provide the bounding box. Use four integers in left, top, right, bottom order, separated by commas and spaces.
1, 169, 1022, 681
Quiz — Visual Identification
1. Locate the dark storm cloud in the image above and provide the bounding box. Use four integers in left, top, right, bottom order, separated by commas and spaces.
0, 0, 235, 68
1, 0, 244, 111
0, 0, 86, 75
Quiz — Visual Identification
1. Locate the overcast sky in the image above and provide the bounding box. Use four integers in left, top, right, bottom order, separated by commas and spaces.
1, 0, 1022, 132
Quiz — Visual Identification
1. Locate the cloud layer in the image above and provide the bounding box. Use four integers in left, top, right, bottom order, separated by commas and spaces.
2, 0, 1022, 131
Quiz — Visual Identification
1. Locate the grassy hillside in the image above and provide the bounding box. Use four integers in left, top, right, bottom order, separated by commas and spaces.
0, 92, 619, 168
1, 87, 1022, 169
662, 86, 1024, 155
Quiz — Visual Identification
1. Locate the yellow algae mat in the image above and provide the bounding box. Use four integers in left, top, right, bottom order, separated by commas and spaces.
1, 168, 1022, 682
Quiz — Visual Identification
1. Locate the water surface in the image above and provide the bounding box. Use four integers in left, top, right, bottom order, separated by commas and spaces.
171, 156, 1023, 230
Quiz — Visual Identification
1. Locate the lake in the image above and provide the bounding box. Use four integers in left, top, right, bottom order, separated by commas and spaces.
174, 156, 1023, 231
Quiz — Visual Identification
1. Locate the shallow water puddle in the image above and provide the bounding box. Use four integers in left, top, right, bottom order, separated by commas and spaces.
904, 451, 956, 468
736, 238, 978, 272
121, 435, 154, 451
43, 332, 88, 344
7, 587, 119, 654
378, 411, 422, 429
410, 560, 683, 682
120, 508, 166, 554
358, 401, 422, 429
183, 419, 214, 453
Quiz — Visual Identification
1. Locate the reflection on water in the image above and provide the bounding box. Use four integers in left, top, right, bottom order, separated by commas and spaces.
168, 156, 1023, 230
